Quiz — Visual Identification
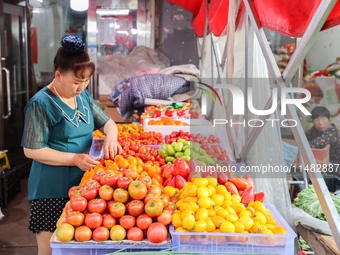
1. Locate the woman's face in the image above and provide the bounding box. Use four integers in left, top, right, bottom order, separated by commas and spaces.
313, 115, 331, 132
56, 68, 92, 97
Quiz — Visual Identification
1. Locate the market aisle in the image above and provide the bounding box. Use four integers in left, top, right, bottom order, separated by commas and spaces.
0, 175, 38, 255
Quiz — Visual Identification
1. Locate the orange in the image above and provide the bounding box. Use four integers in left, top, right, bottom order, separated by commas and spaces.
148, 120, 157, 125
118, 159, 129, 169
127, 157, 138, 165
143, 162, 154, 172
114, 155, 124, 163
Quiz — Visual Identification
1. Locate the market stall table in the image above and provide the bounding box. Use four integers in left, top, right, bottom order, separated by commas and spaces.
296, 223, 340, 255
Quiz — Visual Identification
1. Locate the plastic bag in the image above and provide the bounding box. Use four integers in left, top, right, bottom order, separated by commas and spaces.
292, 205, 332, 235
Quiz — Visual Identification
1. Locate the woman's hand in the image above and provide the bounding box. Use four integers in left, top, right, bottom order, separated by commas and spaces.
73, 154, 101, 171
103, 138, 122, 159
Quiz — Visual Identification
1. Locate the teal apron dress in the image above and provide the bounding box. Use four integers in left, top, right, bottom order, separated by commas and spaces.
21, 86, 110, 233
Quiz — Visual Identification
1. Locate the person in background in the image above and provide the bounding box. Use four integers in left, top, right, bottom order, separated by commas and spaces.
21, 35, 122, 255
305, 106, 340, 165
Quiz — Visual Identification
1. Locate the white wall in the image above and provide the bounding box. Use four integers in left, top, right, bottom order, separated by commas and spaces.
305, 25, 340, 71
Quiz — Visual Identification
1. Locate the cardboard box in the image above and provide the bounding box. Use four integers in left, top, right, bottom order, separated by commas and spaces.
105, 106, 132, 123
98, 95, 115, 107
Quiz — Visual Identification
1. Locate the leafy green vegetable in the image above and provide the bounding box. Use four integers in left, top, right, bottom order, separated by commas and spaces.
294, 185, 340, 221
299, 237, 312, 252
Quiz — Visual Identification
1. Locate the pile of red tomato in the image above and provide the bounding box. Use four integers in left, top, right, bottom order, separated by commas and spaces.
118, 131, 163, 146
56, 155, 175, 244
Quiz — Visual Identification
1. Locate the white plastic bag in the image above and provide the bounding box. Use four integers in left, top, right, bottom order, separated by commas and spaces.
292, 205, 332, 235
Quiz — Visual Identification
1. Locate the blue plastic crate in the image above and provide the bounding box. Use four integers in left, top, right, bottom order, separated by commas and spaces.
51, 235, 171, 255
170, 204, 296, 255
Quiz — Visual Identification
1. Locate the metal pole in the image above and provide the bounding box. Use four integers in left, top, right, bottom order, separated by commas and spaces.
242, 0, 340, 249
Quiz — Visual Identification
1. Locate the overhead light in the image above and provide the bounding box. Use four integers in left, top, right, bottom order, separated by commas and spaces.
96, 9, 130, 16
36, 0, 43, 3
70, 0, 89, 12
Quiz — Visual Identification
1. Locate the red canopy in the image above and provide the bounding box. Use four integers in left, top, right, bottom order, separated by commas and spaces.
166, 0, 340, 37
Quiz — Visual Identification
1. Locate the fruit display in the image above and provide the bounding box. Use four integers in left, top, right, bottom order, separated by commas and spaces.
56, 155, 173, 244
118, 131, 163, 146
117, 123, 143, 136
148, 117, 189, 126
170, 177, 287, 242
53, 122, 294, 254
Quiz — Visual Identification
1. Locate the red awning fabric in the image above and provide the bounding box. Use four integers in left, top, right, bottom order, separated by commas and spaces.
166, 0, 340, 38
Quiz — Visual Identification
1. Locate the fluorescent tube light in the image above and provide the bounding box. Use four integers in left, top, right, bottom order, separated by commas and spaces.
96, 9, 130, 16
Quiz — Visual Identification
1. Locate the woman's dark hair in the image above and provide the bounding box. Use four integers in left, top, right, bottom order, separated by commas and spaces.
311, 106, 330, 120
53, 36, 95, 79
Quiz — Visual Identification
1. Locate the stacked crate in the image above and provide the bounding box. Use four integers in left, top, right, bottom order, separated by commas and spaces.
0, 166, 21, 208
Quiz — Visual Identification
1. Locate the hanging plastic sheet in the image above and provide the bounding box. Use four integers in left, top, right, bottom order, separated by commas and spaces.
167, 0, 340, 37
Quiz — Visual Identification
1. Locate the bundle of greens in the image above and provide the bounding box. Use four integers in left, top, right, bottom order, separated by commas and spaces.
294, 185, 340, 220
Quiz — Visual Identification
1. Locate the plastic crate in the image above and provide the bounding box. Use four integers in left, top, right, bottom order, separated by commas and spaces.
51, 233, 171, 255
170, 204, 296, 255
144, 118, 214, 135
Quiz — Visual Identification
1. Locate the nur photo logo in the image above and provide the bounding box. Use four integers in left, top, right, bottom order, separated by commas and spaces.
197, 81, 312, 128
197, 82, 223, 115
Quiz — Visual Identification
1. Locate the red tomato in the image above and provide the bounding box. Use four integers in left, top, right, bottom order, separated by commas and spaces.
127, 227, 144, 241
109, 202, 126, 219
124, 169, 138, 180
87, 198, 107, 214
128, 180, 147, 200
74, 225, 92, 242
80, 186, 98, 201
68, 186, 81, 199
117, 176, 133, 189
156, 210, 172, 225
145, 198, 164, 217
70, 196, 87, 212
102, 214, 116, 229
85, 212, 103, 229
119, 215, 136, 230
143, 193, 159, 204
92, 169, 107, 182
113, 188, 129, 203
147, 184, 162, 196
138, 175, 152, 189
106, 200, 115, 213
159, 194, 170, 207
100, 173, 121, 187
92, 226, 110, 242
147, 222, 168, 243
83, 180, 101, 191
136, 214, 153, 230
66, 211, 85, 227
99, 185, 114, 201
127, 200, 145, 217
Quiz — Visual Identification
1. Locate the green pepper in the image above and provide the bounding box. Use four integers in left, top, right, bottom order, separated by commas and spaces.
181, 155, 190, 162
174, 142, 184, 152
175, 152, 184, 158
165, 156, 175, 163
167, 144, 175, 156
184, 148, 191, 157
158, 149, 168, 158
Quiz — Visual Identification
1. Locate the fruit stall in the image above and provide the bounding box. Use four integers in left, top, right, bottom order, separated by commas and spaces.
51, 119, 297, 255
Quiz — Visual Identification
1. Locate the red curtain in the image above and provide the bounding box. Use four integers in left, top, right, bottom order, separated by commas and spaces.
166, 0, 340, 38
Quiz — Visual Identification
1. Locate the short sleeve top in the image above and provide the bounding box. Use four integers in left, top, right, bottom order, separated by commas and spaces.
21, 87, 110, 200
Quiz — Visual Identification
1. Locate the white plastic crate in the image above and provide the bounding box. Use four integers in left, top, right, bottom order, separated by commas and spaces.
143, 118, 214, 135
170, 204, 296, 255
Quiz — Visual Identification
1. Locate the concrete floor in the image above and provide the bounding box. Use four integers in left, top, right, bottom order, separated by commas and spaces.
0, 176, 38, 255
